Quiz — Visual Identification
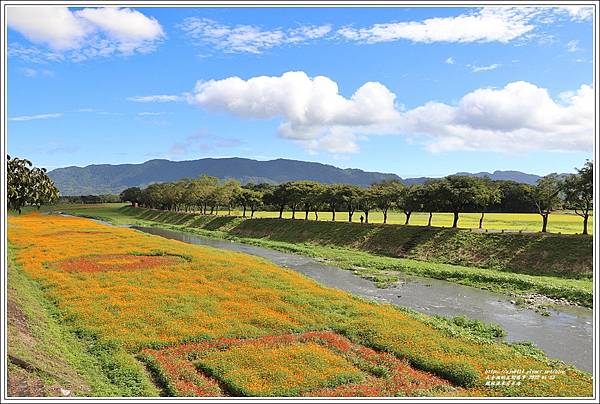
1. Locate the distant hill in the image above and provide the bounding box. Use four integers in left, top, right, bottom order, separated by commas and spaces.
48, 158, 401, 195
453, 170, 543, 185
48, 157, 553, 195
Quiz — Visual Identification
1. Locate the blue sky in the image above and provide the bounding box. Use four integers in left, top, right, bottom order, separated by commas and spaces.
6, 5, 595, 177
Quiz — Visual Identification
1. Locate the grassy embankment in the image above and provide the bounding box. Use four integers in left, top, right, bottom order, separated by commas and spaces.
53, 204, 593, 307
7, 213, 593, 396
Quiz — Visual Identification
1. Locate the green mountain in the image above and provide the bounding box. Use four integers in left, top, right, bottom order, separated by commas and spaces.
48, 157, 402, 195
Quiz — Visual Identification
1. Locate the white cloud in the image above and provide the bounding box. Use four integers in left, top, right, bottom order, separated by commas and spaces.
337, 6, 593, 45
179, 18, 331, 53
190, 71, 399, 153
127, 95, 182, 102
7, 6, 164, 61
559, 6, 594, 22
137, 111, 167, 116
21, 67, 54, 77
400, 81, 593, 153
9, 113, 63, 121
337, 7, 539, 44
186, 71, 593, 155
468, 63, 501, 72
566, 39, 581, 52
445, 57, 455, 64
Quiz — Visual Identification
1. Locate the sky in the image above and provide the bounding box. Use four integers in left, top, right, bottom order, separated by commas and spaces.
6, 4, 595, 177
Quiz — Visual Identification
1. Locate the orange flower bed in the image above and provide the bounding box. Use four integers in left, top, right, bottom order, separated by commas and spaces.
7, 213, 593, 397
54, 254, 185, 273
140, 331, 453, 397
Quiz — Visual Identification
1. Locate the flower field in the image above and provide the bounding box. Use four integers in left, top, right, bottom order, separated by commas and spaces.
7, 213, 593, 397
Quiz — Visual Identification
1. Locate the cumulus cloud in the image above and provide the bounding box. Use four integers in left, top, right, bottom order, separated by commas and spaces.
445, 57, 455, 64
179, 17, 331, 53
400, 81, 594, 153
9, 113, 63, 121
186, 71, 593, 155
190, 71, 400, 153
7, 6, 164, 61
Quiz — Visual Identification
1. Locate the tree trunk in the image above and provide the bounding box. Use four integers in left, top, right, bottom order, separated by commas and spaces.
251, 209, 255, 218
279, 206, 284, 219
383, 209, 388, 224
348, 210, 353, 222
215, 206, 219, 216
583, 213, 589, 235
292, 208, 296, 219
428, 212, 433, 226
365, 211, 369, 224
404, 211, 411, 225
228, 206, 231, 215
452, 211, 459, 228
314, 211, 319, 221
479, 212, 485, 229
332, 209, 336, 221
242, 206, 246, 217
305, 210, 309, 220
541, 213, 548, 233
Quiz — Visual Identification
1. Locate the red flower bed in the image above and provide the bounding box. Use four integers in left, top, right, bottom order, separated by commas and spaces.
54, 253, 185, 273
140, 331, 454, 397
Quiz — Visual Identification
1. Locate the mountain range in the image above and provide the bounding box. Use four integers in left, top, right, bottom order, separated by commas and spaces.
48, 157, 552, 195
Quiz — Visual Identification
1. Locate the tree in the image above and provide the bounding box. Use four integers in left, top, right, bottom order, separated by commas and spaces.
235, 188, 264, 217
338, 184, 362, 222
531, 174, 563, 233
473, 178, 502, 229
323, 184, 346, 221
359, 189, 377, 224
8, 155, 59, 213
246, 189, 264, 218
416, 180, 442, 226
193, 176, 219, 214
371, 180, 403, 224
562, 160, 593, 235
438, 176, 480, 228
263, 184, 288, 219
397, 185, 421, 225
494, 181, 536, 213
120, 187, 142, 206
290, 181, 324, 220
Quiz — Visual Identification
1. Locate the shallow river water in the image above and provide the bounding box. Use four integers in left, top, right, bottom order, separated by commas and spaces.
129, 225, 593, 372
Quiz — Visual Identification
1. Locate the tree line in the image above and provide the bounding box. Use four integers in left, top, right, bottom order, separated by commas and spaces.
121, 160, 593, 234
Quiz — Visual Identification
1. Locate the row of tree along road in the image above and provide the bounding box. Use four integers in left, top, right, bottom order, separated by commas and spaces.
120, 160, 593, 234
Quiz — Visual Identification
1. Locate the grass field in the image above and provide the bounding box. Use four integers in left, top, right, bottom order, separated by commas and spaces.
228, 210, 593, 235
7, 213, 593, 397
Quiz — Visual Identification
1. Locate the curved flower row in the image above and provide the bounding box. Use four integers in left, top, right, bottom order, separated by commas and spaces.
140, 331, 453, 397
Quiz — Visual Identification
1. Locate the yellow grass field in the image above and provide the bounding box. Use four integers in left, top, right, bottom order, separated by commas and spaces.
227, 210, 592, 234
7, 213, 592, 397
